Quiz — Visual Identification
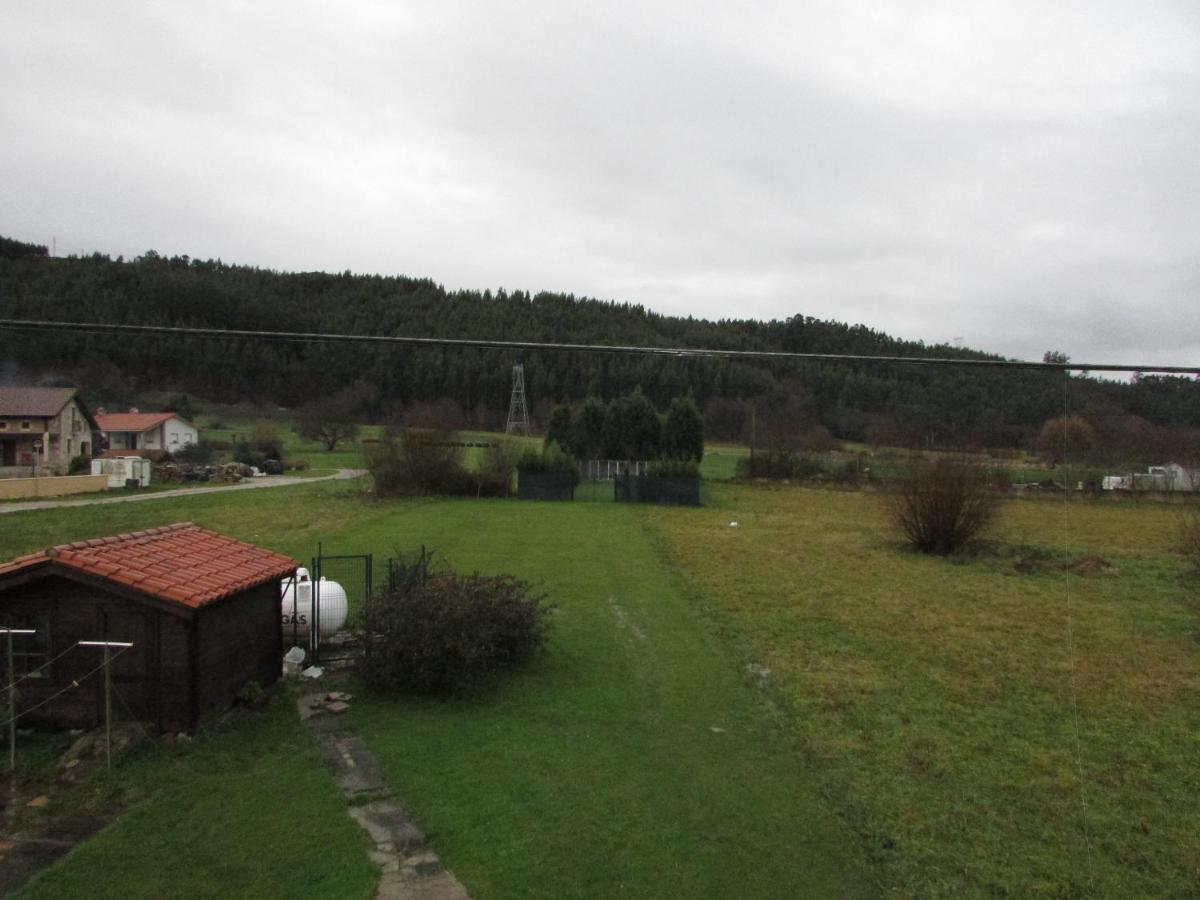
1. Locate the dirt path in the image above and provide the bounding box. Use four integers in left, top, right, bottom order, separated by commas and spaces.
0, 469, 366, 515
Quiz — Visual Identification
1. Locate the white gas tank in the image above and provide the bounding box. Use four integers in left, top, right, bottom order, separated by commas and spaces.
281, 567, 349, 637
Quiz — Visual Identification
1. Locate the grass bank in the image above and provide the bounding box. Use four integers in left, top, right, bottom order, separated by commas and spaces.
14, 696, 376, 900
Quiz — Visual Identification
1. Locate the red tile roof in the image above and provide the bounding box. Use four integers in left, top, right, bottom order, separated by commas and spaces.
95, 412, 181, 433
0, 523, 298, 609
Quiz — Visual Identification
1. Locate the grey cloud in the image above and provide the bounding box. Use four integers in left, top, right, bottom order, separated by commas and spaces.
1, 0, 1197, 369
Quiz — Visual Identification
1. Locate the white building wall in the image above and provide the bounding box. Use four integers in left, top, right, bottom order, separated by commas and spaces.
163, 418, 198, 449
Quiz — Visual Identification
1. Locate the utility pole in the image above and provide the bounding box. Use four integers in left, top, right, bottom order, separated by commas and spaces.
2, 629, 35, 773
79, 641, 134, 771
506, 364, 530, 436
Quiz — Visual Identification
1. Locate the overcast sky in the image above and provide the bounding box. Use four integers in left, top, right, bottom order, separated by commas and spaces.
2, 1, 1197, 369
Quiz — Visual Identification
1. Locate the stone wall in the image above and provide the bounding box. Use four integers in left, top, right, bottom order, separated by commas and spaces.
0, 474, 108, 500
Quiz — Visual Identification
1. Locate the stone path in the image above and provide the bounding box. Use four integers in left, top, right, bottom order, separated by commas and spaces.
297, 692, 470, 900
0, 468, 366, 515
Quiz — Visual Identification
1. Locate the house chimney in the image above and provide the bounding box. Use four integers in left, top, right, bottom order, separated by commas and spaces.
96, 406, 108, 416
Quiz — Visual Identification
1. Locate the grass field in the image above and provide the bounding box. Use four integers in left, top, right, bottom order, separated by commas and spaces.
652, 486, 1200, 897
1, 475, 1197, 897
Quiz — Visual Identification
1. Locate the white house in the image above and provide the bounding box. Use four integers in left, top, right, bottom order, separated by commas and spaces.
95, 410, 198, 458
1103, 463, 1199, 493
1160, 463, 1199, 492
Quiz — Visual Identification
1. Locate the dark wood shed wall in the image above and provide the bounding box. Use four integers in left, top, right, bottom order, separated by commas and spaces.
0, 576, 176, 729
0, 573, 284, 732
194, 581, 282, 723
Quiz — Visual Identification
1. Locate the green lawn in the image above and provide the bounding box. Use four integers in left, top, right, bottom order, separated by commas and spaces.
1, 479, 1196, 897
346, 498, 869, 898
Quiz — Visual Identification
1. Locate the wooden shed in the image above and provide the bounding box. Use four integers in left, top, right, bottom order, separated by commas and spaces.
0, 523, 297, 733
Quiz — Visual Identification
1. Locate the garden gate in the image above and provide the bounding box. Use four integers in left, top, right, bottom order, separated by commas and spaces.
307, 548, 374, 663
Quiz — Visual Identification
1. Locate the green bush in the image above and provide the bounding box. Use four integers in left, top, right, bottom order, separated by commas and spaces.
233, 443, 270, 469
67, 454, 91, 475
358, 552, 552, 695
174, 440, 217, 466
517, 443, 580, 483
736, 450, 825, 480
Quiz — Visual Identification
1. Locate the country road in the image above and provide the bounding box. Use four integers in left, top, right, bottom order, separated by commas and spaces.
0, 469, 367, 515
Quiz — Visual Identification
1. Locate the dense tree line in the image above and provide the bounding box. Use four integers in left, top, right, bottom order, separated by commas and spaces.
0, 238, 1197, 454
545, 392, 704, 461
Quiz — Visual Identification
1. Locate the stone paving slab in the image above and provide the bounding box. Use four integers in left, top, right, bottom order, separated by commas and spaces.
378, 869, 471, 900
296, 691, 470, 900
315, 733, 390, 801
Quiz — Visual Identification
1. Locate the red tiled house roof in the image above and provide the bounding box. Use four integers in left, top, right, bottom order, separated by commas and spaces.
0, 523, 297, 609
95, 412, 181, 433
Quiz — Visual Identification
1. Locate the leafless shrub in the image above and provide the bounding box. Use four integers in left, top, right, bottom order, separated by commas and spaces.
889, 457, 1000, 555
365, 427, 467, 496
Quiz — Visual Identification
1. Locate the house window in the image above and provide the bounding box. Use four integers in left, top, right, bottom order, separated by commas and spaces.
0, 422, 7, 430
170, 432, 179, 444
20, 421, 31, 431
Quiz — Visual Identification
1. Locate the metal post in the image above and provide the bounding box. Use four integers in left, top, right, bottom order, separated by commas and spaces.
78, 641, 133, 772
103, 643, 111, 771
2, 629, 35, 774
6, 630, 13, 773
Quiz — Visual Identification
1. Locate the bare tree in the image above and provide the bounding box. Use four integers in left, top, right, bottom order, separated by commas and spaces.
295, 393, 361, 451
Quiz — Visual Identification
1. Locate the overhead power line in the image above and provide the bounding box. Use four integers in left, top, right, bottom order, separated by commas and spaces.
0, 318, 1196, 375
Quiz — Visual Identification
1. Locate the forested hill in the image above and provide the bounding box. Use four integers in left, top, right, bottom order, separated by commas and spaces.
0, 236, 1196, 451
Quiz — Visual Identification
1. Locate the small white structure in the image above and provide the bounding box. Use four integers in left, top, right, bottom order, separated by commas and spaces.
90, 455, 153, 487
280, 567, 349, 638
